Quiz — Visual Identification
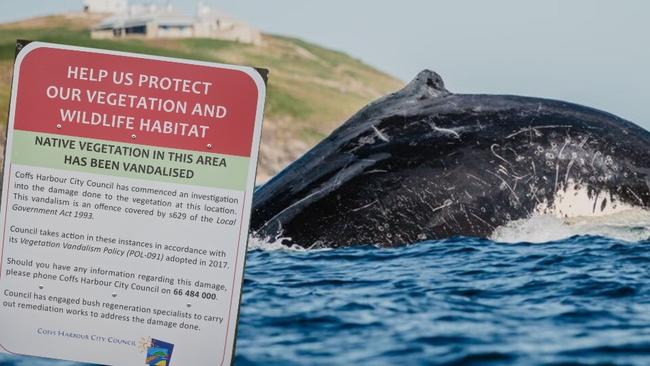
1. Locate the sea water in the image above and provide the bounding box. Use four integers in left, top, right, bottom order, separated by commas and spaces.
2, 210, 650, 365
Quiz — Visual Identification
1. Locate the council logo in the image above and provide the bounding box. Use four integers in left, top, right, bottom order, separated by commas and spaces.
144, 338, 174, 366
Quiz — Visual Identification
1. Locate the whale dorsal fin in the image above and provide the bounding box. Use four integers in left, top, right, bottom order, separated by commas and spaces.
402, 69, 451, 99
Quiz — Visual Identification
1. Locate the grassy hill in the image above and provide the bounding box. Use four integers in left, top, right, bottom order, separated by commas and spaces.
0, 13, 403, 181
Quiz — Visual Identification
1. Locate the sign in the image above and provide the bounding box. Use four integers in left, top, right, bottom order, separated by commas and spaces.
0, 42, 265, 365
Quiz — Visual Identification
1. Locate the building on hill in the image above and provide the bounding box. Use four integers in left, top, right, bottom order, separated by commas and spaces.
83, 0, 128, 14
194, 2, 262, 45
90, 1, 262, 45
92, 3, 194, 39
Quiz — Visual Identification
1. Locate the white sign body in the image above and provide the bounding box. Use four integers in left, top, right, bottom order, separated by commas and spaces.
0, 42, 265, 365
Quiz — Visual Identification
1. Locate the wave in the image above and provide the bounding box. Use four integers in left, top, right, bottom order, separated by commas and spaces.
491, 208, 650, 243
247, 233, 319, 251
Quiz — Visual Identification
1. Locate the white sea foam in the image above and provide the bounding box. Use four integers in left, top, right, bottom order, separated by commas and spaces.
493, 182, 650, 243
491, 208, 650, 243
247, 234, 296, 251
247, 233, 327, 251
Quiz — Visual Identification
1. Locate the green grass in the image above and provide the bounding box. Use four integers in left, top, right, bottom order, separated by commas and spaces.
266, 84, 313, 120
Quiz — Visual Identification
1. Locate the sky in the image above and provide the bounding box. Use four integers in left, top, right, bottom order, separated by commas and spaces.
1, 0, 649, 128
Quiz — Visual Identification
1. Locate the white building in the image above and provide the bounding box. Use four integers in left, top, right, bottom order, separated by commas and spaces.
90, 1, 262, 45
83, 0, 128, 14
92, 3, 194, 39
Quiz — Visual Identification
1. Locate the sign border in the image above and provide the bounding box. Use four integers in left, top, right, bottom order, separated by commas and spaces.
0, 41, 266, 366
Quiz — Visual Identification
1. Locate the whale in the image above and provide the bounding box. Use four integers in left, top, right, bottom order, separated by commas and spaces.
250, 70, 650, 248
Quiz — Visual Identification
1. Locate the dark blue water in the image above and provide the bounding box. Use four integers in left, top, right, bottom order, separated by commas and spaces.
2, 236, 650, 365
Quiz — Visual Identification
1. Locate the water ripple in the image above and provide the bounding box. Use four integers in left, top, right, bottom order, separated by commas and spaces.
3, 236, 650, 365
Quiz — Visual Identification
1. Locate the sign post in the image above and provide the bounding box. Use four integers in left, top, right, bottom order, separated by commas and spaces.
0, 42, 265, 365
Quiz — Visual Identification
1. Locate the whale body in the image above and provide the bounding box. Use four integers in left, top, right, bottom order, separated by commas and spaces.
251, 70, 650, 248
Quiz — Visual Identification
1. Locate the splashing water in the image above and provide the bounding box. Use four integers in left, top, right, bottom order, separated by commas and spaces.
491, 208, 650, 243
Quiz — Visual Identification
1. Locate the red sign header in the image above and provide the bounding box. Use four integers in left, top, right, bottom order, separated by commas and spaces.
13, 46, 262, 157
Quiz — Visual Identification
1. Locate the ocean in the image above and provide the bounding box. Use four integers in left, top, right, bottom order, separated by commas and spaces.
2, 211, 650, 365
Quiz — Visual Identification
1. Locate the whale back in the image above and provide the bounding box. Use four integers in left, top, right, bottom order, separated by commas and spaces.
252, 70, 650, 247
